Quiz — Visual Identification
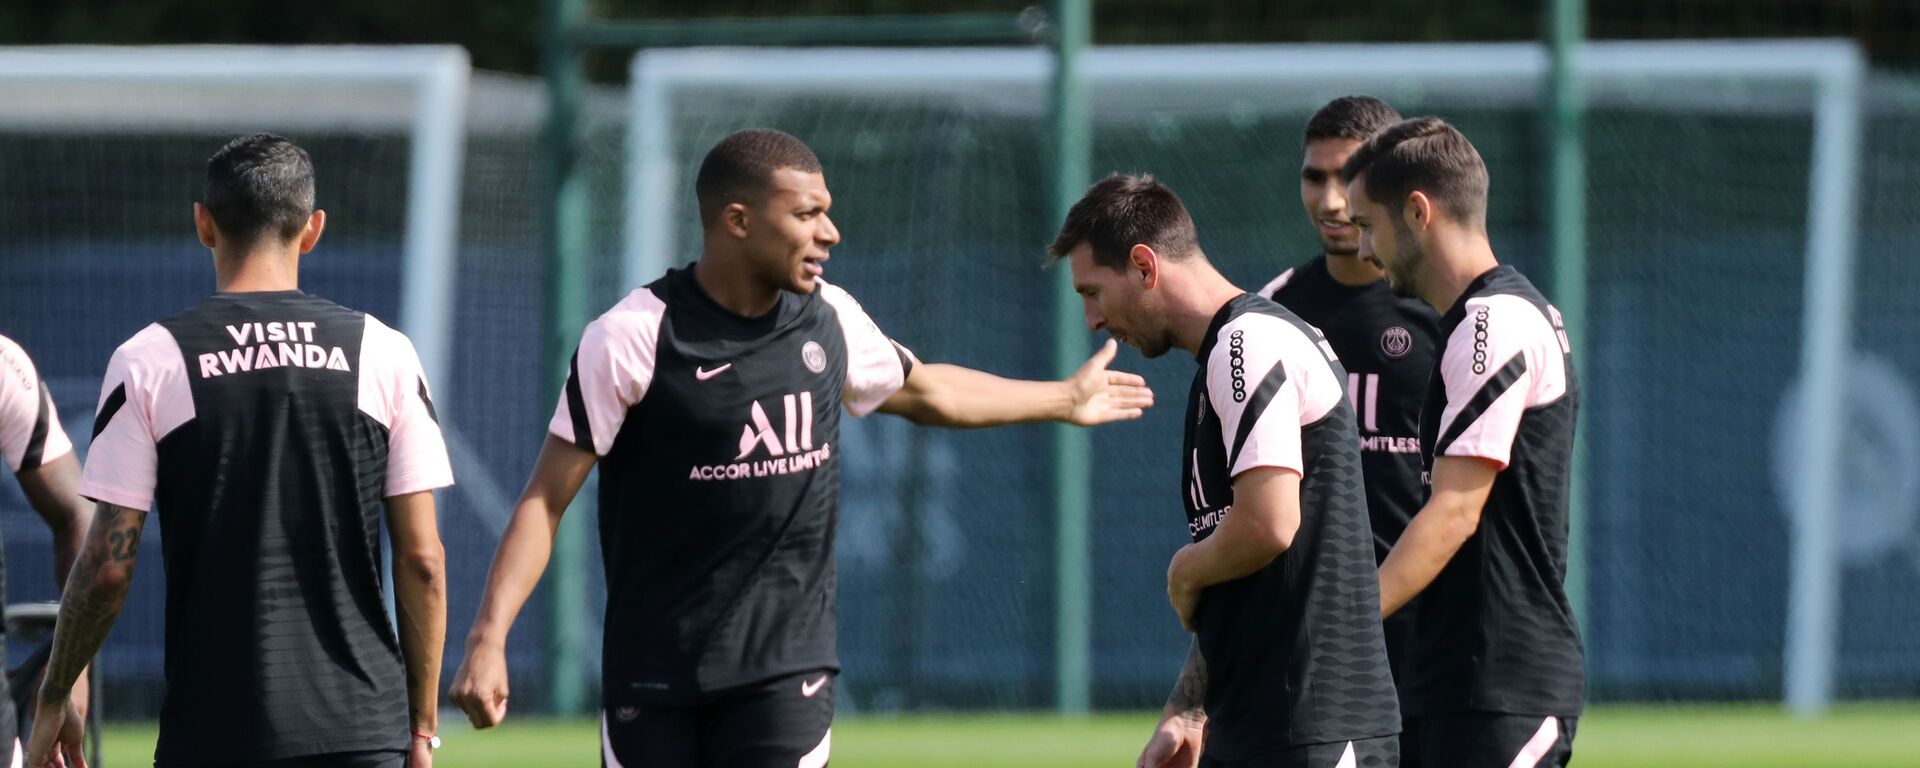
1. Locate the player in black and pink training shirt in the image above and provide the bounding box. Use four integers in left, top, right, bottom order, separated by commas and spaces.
449, 128, 1153, 768
28, 134, 453, 768
0, 334, 95, 765
1345, 117, 1582, 768
1056, 174, 1400, 768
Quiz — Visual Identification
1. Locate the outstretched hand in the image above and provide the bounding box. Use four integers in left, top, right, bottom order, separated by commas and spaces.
1065, 339, 1154, 426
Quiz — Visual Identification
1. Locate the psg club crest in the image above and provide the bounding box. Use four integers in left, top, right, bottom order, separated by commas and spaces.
802, 340, 827, 374
1380, 326, 1413, 359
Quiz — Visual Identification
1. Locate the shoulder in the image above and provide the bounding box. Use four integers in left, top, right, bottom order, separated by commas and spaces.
357, 314, 423, 369
1207, 302, 1326, 377
584, 286, 668, 348
814, 279, 864, 314
0, 334, 32, 379
111, 323, 182, 368
1257, 268, 1298, 300
1449, 292, 1558, 352
814, 278, 887, 335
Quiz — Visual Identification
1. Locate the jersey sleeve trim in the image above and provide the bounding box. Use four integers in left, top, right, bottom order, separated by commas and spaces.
19, 382, 54, 470
1436, 352, 1528, 456
90, 383, 127, 440
563, 349, 596, 452
416, 378, 440, 424
1228, 359, 1290, 472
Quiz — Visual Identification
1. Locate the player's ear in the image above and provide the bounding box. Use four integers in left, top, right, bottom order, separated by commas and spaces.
297, 210, 326, 254
1405, 190, 1435, 232
722, 202, 751, 239
193, 202, 219, 248
1128, 243, 1160, 288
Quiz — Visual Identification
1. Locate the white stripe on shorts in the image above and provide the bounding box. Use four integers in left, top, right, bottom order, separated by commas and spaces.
1508, 716, 1560, 768
798, 727, 832, 768
1333, 740, 1356, 768
602, 711, 627, 768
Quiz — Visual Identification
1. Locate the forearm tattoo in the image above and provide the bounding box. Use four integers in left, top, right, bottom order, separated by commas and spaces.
1166, 640, 1207, 719
41, 502, 145, 701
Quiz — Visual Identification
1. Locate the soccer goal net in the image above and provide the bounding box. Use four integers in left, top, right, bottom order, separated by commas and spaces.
623, 41, 1920, 711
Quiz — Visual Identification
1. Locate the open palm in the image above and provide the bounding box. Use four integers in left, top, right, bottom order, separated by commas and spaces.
1066, 339, 1155, 426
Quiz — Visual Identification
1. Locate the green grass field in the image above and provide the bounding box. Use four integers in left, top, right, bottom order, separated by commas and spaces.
92, 704, 1920, 767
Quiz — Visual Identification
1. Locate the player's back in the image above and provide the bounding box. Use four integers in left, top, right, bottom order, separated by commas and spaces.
1181, 293, 1399, 756
85, 291, 437, 763
1411, 264, 1584, 718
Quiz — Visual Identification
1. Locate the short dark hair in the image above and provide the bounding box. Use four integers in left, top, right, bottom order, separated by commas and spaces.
695, 128, 824, 227
1048, 174, 1200, 270
203, 133, 316, 246
1340, 117, 1489, 230
1304, 95, 1402, 146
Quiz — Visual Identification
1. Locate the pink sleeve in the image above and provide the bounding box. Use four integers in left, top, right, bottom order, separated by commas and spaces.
1434, 297, 1552, 469
0, 336, 73, 472
79, 325, 192, 510
1207, 315, 1305, 479
359, 317, 454, 497
819, 282, 916, 417
548, 288, 665, 456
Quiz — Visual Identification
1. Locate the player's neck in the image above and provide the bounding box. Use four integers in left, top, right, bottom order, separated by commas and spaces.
691, 256, 780, 318
1323, 252, 1384, 287
213, 249, 301, 293
1422, 234, 1499, 314
1170, 262, 1249, 356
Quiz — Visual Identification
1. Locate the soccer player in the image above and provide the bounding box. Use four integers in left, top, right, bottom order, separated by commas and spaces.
27, 134, 453, 768
448, 128, 1152, 768
1053, 174, 1399, 768
1260, 95, 1439, 710
1342, 118, 1582, 767
2, 335, 95, 763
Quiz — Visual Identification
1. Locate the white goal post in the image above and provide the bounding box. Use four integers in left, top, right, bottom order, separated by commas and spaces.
0, 45, 471, 404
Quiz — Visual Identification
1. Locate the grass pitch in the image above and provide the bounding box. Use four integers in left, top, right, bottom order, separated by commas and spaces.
95, 703, 1920, 767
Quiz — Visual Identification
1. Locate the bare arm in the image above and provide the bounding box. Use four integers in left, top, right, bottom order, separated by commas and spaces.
15, 452, 93, 590
39, 501, 144, 702
1165, 640, 1207, 723
386, 490, 446, 738
465, 435, 595, 649
450, 434, 597, 727
1377, 455, 1499, 617
1168, 467, 1300, 593
877, 339, 1151, 428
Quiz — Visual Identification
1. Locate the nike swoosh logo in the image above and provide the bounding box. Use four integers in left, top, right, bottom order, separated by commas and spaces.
695, 363, 733, 381
801, 675, 828, 698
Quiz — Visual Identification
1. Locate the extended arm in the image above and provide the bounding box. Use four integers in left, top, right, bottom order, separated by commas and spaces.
1166, 467, 1300, 631
385, 490, 446, 745
1376, 455, 1498, 617
878, 339, 1151, 428
450, 435, 598, 727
